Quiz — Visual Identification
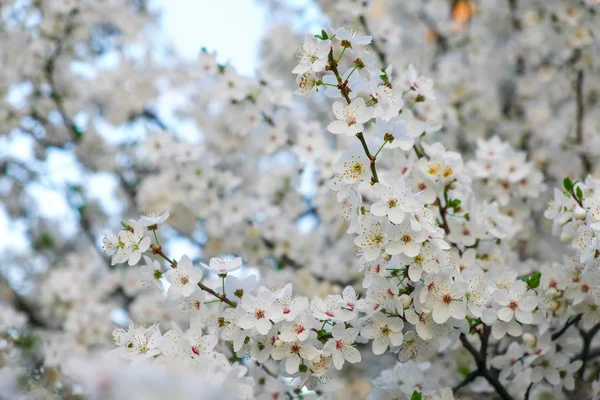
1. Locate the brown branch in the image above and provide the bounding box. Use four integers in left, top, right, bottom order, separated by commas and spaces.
551, 314, 582, 341
356, 132, 379, 184
198, 282, 237, 307
459, 333, 514, 400
524, 382, 534, 400
578, 322, 600, 379
327, 48, 351, 105
152, 245, 238, 307
574, 70, 591, 173
326, 46, 379, 185
437, 201, 450, 234
452, 369, 480, 393
0, 276, 47, 329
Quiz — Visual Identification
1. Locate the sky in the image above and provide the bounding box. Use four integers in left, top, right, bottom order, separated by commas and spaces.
153, 0, 267, 75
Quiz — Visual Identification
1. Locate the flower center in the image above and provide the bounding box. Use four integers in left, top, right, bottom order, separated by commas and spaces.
582, 284, 590, 293
255, 310, 266, 319
352, 162, 363, 174
442, 294, 453, 305
508, 301, 519, 310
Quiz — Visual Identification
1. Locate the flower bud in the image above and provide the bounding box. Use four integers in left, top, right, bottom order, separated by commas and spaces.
548, 300, 560, 312
574, 206, 586, 220
274, 339, 283, 347
559, 231, 573, 243
522, 333, 536, 347
354, 58, 365, 69
398, 294, 412, 309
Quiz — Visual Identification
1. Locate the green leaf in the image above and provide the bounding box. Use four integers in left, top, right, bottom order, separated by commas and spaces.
576, 186, 583, 201
380, 68, 389, 83
410, 391, 423, 400
523, 272, 541, 289
458, 365, 471, 377
448, 198, 462, 211
14, 334, 38, 349
321, 29, 329, 40
563, 177, 574, 192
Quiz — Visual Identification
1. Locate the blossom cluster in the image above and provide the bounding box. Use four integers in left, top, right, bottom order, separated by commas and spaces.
1, 0, 600, 399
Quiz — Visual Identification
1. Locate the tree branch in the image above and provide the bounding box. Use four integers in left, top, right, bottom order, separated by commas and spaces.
578, 322, 600, 379
458, 333, 514, 400
574, 70, 591, 173
551, 314, 582, 341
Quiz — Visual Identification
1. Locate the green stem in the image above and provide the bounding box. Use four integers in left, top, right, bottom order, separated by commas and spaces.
153, 247, 177, 267
336, 46, 347, 63
374, 139, 388, 158
151, 246, 238, 307
345, 65, 359, 81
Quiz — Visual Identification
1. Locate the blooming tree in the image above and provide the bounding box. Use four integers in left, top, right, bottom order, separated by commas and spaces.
1, 1, 600, 400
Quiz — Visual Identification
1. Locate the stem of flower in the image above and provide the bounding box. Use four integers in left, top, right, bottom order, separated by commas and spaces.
336, 46, 346, 63
150, 245, 238, 307
345, 65, 359, 81
356, 132, 379, 184
374, 139, 388, 158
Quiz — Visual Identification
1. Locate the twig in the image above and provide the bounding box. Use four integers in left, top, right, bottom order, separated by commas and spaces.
578, 322, 600, 379
356, 132, 379, 184
574, 70, 591, 173
152, 245, 238, 307
452, 369, 480, 393
551, 314, 582, 341
326, 46, 379, 184
524, 382, 534, 400
459, 333, 514, 400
